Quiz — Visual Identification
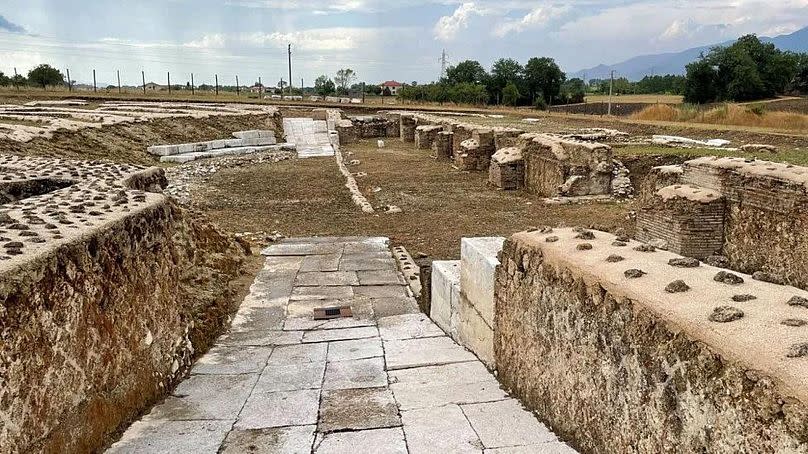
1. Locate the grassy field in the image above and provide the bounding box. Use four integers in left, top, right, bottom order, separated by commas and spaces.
615, 145, 808, 166
631, 103, 808, 132
585, 94, 683, 104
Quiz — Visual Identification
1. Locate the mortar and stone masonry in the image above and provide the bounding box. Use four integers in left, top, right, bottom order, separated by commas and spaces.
0, 154, 247, 453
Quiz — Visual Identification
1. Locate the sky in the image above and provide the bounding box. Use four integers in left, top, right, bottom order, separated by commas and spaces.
0, 0, 806, 87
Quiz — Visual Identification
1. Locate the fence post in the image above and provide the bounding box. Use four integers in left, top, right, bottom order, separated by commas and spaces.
236, 75, 240, 96
66, 68, 72, 92
215, 74, 219, 96
13, 68, 19, 91
191, 73, 195, 95
117, 70, 121, 94
167, 72, 171, 94
93, 69, 97, 93
142, 71, 146, 94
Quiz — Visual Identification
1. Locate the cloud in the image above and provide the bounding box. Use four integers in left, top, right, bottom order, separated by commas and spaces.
180, 28, 387, 51
660, 18, 730, 41
0, 15, 27, 34
434, 2, 489, 41
493, 4, 569, 37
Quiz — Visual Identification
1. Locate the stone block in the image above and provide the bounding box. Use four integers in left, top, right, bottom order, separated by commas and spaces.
489, 147, 524, 190
430, 260, 461, 335
433, 131, 454, 160
399, 114, 416, 142
460, 237, 504, 328
414, 125, 442, 150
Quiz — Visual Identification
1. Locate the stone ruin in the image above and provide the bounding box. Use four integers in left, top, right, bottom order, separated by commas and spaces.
637, 156, 808, 290
0, 154, 245, 453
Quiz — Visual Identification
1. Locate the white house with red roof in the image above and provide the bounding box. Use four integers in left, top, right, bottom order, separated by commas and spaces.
379, 80, 403, 96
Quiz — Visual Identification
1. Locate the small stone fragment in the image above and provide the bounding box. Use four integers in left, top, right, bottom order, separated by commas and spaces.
665, 280, 690, 293
624, 269, 646, 278
669, 257, 700, 268
577, 243, 593, 251
606, 254, 624, 263
704, 255, 729, 268
732, 294, 757, 302
633, 244, 656, 252
782, 319, 807, 327
787, 296, 808, 309
709, 306, 744, 323
575, 230, 595, 240
545, 236, 559, 243
786, 342, 808, 358
611, 241, 627, 247
714, 271, 744, 285
752, 271, 785, 285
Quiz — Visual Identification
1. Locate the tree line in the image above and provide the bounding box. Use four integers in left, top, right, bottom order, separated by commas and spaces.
0, 64, 65, 89
684, 34, 808, 103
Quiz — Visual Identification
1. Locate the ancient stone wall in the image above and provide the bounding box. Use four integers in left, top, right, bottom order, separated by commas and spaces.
495, 228, 808, 453
522, 134, 613, 197
0, 155, 246, 453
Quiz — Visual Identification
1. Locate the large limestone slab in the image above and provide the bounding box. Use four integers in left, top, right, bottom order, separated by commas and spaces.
190, 345, 272, 375
460, 237, 504, 327
107, 420, 233, 454
227, 307, 285, 332
461, 399, 558, 448
291, 286, 354, 301
372, 296, 420, 318
430, 260, 461, 335
383, 336, 476, 370
327, 338, 384, 362
255, 361, 326, 392
262, 242, 343, 256
377, 313, 445, 341
216, 329, 303, 347
323, 357, 387, 390
283, 316, 375, 331
302, 326, 379, 343
339, 256, 397, 271
357, 269, 405, 285
401, 405, 483, 454
267, 343, 327, 365
296, 271, 359, 287
354, 285, 410, 299
318, 388, 401, 432
220, 426, 316, 454
144, 374, 257, 421
236, 389, 321, 429
314, 427, 408, 454
456, 292, 495, 368
300, 253, 343, 272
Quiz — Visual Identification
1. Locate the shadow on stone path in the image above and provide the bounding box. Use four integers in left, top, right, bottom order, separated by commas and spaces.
107, 236, 576, 453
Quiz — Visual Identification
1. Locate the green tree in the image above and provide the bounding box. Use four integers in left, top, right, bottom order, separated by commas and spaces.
334, 68, 356, 95
0, 71, 10, 86
314, 75, 335, 96
684, 58, 718, 103
561, 78, 586, 104
490, 58, 523, 104
502, 82, 520, 106
523, 57, 565, 105
27, 64, 65, 89
449, 83, 488, 104
445, 60, 488, 85
792, 54, 808, 93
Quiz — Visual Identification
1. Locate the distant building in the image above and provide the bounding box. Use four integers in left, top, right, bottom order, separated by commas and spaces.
249, 83, 264, 93
144, 82, 164, 91
379, 80, 402, 96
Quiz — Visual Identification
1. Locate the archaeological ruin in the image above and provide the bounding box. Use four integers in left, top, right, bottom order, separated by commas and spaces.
2, 100, 807, 454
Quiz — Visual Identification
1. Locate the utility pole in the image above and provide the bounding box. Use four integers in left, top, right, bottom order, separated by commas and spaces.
93, 69, 97, 93
258, 76, 262, 97
215, 74, 219, 96
362, 82, 365, 103
287, 44, 293, 95
191, 73, 195, 95
142, 71, 146, 94
167, 72, 171, 94
117, 70, 121, 94
607, 70, 615, 116
236, 75, 240, 96
66, 68, 72, 92
440, 49, 447, 79
13, 67, 19, 91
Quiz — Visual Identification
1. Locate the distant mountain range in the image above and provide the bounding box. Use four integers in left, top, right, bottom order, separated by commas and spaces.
571, 26, 808, 81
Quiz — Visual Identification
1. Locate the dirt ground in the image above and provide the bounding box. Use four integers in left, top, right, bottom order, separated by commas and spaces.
192, 139, 632, 259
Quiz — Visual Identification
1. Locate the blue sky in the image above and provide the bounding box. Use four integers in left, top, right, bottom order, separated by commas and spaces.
0, 0, 806, 86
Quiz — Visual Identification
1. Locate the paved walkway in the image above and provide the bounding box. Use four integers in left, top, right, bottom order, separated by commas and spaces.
283, 118, 334, 159
108, 237, 575, 453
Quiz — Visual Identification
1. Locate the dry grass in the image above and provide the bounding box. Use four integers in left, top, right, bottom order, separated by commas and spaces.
585, 94, 683, 104
632, 103, 808, 132
616, 145, 808, 166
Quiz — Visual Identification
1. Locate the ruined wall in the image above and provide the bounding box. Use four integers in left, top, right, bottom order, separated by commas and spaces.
0, 156, 246, 453
522, 135, 613, 197
495, 228, 808, 453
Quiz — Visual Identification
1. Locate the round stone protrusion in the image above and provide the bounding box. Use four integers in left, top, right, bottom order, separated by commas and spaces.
788, 296, 808, 309
575, 230, 595, 240
668, 257, 700, 268
709, 306, 744, 323
605, 254, 624, 263
577, 243, 593, 251
714, 271, 744, 285
786, 342, 808, 358
782, 319, 807, 327
545, 236, 559, 243
732, 294, 757, 302
752, 271, 785, 285
633, 244, 656, 252
611, 241, 627, 247
624, 269, 646, 279
665, 280, 690, 293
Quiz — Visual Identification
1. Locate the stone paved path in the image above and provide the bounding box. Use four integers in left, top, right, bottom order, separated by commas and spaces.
108, 237, 576, 453
283, 118, 334, 159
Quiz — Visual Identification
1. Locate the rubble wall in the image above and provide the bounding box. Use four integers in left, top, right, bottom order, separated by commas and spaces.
495, 228, 808, 453
0, 158, 246, 453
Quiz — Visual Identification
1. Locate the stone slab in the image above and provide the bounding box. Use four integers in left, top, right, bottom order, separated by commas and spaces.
291, 286, 354, 301
340, 257, 397, 271
107, 420, 233, 454
383, 336, 477, 370
144, 374, 257, 421
318, 387, 401, 432
287, 297, 373, 320
485, 444, 578, 454
357, 269, 405, 285
327, 338, 384, 362
255, 361, 326, 392
236, 389, 321, 429
262, 242, 343, 256
401, 405, 483, 454
461, 399, 558, 448
220, 426, 316, 454
460, 237, 504, 328
267, 343, 327, 365
314, 427, 408, 454
296, 271, 359, 287
226, 307, 285, 333
430, 260, 461, 335
300, 253, 342, 272
377, 313, 445, 341
283, 317, 376, 331
216, 329, 303, 347
323, 357, 387, 390
190, 345, 272, 375
371, 297, 420, 318
302, 326, 379, 343
457, 292, 496, 368
353, 285, 410, 299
